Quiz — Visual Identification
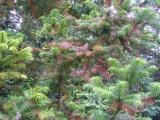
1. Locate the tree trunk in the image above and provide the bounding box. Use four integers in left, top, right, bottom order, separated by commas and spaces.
28, 0, 36, 18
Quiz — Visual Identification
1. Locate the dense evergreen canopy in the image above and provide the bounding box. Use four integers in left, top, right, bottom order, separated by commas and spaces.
0, 0, 160, 120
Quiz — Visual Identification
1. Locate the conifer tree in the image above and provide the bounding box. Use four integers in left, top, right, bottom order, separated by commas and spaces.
0, 0, 160, 120
0, 31, 33, 89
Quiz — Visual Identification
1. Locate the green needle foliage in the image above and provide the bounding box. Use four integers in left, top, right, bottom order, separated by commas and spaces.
69, 58, 160, 119
0, 31, 33, 88
108, 57, 158, 85
0, 0, 160, 120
